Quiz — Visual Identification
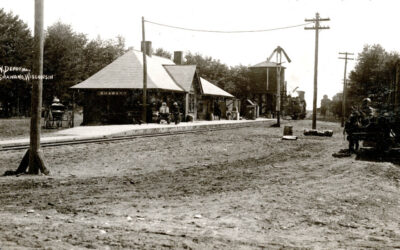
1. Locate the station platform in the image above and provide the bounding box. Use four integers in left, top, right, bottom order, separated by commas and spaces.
0, 118, 275, 150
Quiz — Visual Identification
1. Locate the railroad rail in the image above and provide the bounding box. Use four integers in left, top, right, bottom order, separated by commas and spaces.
0, 122, 268, 152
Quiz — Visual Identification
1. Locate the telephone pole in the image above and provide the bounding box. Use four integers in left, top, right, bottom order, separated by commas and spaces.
395, 61, 400, 110
305, 13, 330, 129
141, 16, 148, 123
17, 0, 49, 175
339, 52, 354, 127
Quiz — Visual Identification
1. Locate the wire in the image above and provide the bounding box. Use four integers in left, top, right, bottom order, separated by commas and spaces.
145, 19, 312, 34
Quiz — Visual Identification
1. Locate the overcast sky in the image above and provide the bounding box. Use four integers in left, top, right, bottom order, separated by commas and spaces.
2, 0, 400, 106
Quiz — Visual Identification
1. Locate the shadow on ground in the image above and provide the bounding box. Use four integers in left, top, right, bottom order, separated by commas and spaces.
356, 148, 400, 165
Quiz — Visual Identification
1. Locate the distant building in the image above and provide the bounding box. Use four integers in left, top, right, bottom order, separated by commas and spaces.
71, 42, 234, 124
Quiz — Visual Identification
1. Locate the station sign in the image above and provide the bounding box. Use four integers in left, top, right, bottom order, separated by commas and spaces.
97, 90, 128, 96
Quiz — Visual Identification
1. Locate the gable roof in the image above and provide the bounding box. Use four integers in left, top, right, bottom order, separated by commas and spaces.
200, 77, 234, 98
71, 49, 234, 98
71, 50, 183, 92
163, 65, 197, 92
250, 61, 286, 69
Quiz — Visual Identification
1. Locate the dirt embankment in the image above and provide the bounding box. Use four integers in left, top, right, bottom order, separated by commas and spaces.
1, 120, 400, 249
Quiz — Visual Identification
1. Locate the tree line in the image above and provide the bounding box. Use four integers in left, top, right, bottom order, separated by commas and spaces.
0, 8, 255, 118
153, 49, 252, 99
320, 44, 400, 118
0, 8, 126, 117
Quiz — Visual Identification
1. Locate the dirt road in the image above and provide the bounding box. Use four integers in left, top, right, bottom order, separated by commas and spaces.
1, 120, 400, 249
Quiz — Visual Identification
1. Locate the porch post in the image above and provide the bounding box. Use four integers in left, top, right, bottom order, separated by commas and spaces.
185, 93, 189, 121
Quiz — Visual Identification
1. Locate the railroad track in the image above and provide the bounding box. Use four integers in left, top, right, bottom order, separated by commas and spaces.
0, 122, 268, 152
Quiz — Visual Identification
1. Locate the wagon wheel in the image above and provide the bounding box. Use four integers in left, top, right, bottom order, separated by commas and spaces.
45, 118, 51, 129
56, 119, 62, 128
375, 132, 391, 153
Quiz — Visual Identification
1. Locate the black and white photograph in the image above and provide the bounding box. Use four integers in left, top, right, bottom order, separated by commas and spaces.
1, 0, 400, 248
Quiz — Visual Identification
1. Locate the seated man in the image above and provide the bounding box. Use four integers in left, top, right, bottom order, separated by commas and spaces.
158, 102, 170, 124
360, 97, 376, 127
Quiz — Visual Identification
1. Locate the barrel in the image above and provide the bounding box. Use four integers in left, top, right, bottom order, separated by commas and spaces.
283, 125, 293, 136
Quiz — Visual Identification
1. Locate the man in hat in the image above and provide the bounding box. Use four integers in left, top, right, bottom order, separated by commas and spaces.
171, 102, 180, 125
361, 98, 374, 117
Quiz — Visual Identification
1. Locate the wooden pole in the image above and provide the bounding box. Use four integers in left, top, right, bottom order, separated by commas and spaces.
276, 53, 281, 127
341, 56, 348, 127
395, 62, 400, 111
141, 17, 148, 123
339, 52, 353, 127
312, 18, 319, 130
26, 0, 48, 175
71, 90, 75, 127
305, 13, 330, 129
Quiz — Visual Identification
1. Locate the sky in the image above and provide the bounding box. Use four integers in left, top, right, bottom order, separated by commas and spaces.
2, 0, 400, 107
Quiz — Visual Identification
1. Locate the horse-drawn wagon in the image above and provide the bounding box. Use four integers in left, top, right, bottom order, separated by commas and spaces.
345, 98, 400, 152
43, 98, 73, 129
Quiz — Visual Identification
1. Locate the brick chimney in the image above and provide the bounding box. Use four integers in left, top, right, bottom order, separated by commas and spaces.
173, 51, 183, 65
141, 41, 152, 57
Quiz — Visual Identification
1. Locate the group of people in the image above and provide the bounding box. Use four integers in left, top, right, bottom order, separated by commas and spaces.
158, 102, 181, 124
344, 97, 376, 152
130, 101, 181, 125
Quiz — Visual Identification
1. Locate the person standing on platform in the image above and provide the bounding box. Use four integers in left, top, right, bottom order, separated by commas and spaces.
171, 102, 180, 125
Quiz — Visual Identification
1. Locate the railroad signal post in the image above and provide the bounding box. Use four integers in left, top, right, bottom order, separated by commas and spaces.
267, 46, 291, 127
339, 52, 354, 127
305, 13, 330, 129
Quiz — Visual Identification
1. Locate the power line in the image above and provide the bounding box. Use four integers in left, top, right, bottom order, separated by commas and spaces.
145, 19, 312, 33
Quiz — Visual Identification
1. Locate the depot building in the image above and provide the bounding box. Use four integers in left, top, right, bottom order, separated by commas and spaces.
71, 42, 235, 125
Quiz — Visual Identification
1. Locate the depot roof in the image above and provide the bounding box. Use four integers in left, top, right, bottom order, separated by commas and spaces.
163, 65, 197, 92
71, 50, 234, 98
200, 77, 234, 98
71, 50, 183, 92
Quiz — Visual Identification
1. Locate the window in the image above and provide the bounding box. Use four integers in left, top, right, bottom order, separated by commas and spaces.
189, 94, 195, 112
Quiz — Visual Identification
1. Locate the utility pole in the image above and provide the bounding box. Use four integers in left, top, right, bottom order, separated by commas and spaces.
305, 13, 330, 129
17, 0, 49, 175
395, 61, 400, 111
339, 52, 354, 127
141, 16, 148, 123
276, 52, 281, 126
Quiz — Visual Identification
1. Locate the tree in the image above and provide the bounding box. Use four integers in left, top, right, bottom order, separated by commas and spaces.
82, 35, 126, 79
330, 93, 342, 118
44, 23, 126, 106
348, 44, 400, 112
154, 48, 172, 59
184, 52, 229, 88
0, 8, 33, 117
224, 65, 251, 98
320, 94, 331, 116
43, 22, 87, 105
183, 52, 252, 99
